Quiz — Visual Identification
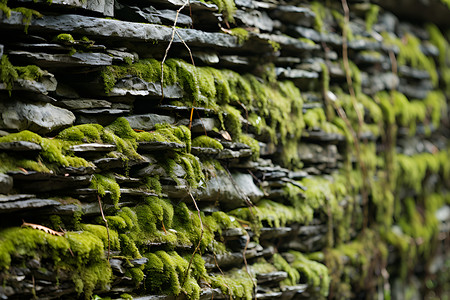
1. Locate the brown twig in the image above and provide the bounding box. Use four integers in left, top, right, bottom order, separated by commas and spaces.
182, 191, 204, 286
97, 195, 111, 261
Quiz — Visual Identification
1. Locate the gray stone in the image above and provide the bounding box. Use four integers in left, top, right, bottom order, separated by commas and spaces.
0, 173, 13, 194
0, 141, 42, 151
256, 271, 288, 284
0, 72, 57, 95
234, 10, 274, 32
276, 68, 319, 80
0, 101, 75, 134
0, 44, 3, 59
297, 143, 338, 165
0, 194, 35, 202
16, 0, 114, 16
138, 141, 185, 152
0, 12, 238, 49
0, 198, 61, 213
8, 51, 113, 68
69, 143, 116, 152
59, 99, 112, 110
125, 114, 175, 131
109, 76, 183, 99
75, 108, 129, 115
271, 6, 315, 27
193, 52, 220, 65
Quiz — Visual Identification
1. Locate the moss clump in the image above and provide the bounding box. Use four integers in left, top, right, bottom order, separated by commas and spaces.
365, 4, 380, 32
143, 250, 203, 299
0, 55, 18, 94
0, 227, 111, 299
57, 124, 103, 143
0, 130, 91, 171
90, 173, 121, 208
289, 251, 330, 297
210, 269, 254, 300
12, 7, 42, 33
207, 0, 236, 22
81, 224, 120, 251
273, 253, 301, 286
55, 33, 75, 43
192, 135, 224, 150
238, 134, 260, 161
230, 28, 249, 44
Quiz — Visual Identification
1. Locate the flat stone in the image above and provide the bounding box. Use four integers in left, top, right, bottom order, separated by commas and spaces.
270, 6, 315, 27
75, 108, 129, 114
0, 141, 42, 151
59, 99, 112, 110
216, 149, 253, 159
69, 143, 116, 152
259, 227, 292, 239
16, 0, 114, 16
0, 12, 238, 49
8, 51, 114, 68
0, 101, 75, 134
109, 77, 183, 99
276, 68, 319, 80
10, 174, 92, 192
125, 114, 175, 131
115, 2, 192, 26
137, 141, 185, 152
191, 147, 221, 156
0, 198, 61, 213
0, 75, 57, 95
0, 194, 35, 202
234, 10, 274, 32
0, 173, 13, 194
256, 271, 288, 283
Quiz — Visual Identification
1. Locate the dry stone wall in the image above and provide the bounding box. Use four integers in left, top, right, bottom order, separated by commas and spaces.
0, 0, 449, 299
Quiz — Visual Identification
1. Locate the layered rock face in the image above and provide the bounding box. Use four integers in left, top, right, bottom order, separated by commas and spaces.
0, 0, 449, 299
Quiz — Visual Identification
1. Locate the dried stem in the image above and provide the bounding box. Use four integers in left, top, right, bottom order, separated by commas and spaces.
97, 195, 111, 261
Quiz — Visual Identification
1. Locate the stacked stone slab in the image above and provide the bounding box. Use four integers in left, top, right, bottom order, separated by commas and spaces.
0, 0, 449, 299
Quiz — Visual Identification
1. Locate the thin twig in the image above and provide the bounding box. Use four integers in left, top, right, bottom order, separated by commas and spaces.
97, 195, 111, 261
182, 191, 204, 286
160, 0, 191, 100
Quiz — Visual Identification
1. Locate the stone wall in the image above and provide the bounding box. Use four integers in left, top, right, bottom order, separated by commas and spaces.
0, 0, 449, 299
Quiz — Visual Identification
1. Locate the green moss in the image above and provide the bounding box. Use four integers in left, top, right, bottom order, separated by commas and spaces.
119, 233, 141, 258
145, 175, 162, 195
267, 39, 281, 52
90, 173, 121, 208
12, 7, 42, 33
57, 124, 103, 142
0, 130, 91, 170
55, 33, 75, 43
143, 250, 198, 297
273, 253, 301, 286
0, 55, 18, 94
15, 64, 44, 82
210, 269, 254, 300
238, 134, 260, 161
192, 135, 224, 150
207, 0, 236, 22
230, 28, 249, 44
310, 1, 327, 33
0, 227, 111, 298
427, 24, 450, 96
365, 4, 380, 32
288, 251, 330, 297
230, 199, 299, 228
81, 224, 120, 251
382, 32, 438, 86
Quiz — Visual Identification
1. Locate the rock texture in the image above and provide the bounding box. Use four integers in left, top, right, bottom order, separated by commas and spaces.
0, 0, 449, 299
